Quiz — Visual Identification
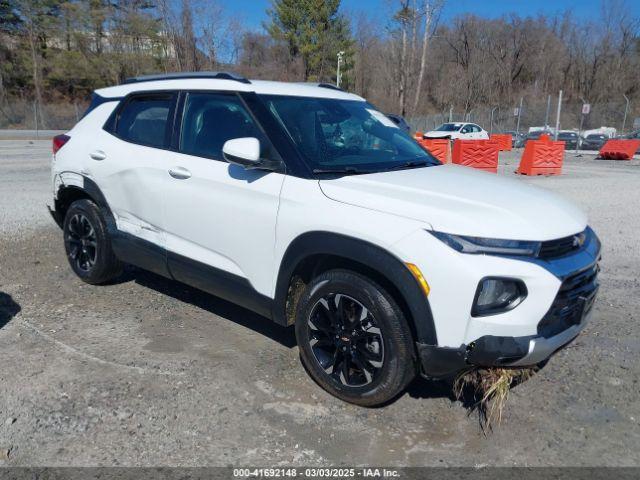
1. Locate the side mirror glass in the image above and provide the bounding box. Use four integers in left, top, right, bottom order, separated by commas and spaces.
222, 137, 261, 168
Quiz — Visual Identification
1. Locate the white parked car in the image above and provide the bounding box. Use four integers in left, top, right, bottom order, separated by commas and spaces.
49, 72, 600, 406
423, 122, 489, 140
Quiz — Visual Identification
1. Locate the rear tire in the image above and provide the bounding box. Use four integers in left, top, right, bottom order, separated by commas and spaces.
295, 269, 416, 407
63, 199, 123, 284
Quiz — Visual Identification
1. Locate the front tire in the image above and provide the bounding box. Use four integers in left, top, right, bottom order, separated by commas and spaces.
295, 269, 416, 407
63, 199, 123, 284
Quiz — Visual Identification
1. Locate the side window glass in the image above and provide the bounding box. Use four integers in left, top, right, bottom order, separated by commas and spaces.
461, 125, 470, 133
473, 125, 482, 133
179, 92, 277, 161
115, 95, 173, 148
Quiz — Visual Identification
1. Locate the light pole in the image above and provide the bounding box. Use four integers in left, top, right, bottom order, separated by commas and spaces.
554, 90, 562, 141
336, 51, 345, 88
577, 96, 587, 152
622, 94, 630, 134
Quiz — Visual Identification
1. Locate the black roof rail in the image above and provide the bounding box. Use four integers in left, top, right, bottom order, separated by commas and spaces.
123, 71, 251, 85
317, 82, 344, 91
296, 82, 344, 92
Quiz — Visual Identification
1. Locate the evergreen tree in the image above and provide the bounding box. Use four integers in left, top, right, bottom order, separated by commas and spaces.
266, 0, 353, 83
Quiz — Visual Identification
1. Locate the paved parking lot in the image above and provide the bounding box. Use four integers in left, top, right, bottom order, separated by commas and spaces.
0, 140, 639, 466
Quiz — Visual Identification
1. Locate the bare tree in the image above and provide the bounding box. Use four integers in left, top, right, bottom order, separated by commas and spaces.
411, 0, 442, 114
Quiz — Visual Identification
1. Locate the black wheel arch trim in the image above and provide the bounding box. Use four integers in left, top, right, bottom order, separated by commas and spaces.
273, 231, 438, 345
55, 176, 118, 233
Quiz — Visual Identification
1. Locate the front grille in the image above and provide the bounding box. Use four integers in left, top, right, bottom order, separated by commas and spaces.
537, 262, 599, 338
539, 232, 583, 259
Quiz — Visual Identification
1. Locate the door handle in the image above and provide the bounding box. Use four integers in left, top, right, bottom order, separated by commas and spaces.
168, 166, 192, 180
90, 150, 107, 161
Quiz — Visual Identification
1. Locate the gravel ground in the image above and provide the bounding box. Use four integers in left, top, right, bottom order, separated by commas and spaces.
0, 140, 639, 467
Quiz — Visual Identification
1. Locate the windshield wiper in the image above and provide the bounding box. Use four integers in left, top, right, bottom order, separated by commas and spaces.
312, 166, 365, 175
389, 160, 431, 170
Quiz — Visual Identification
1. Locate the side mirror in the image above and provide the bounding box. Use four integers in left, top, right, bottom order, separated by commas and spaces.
222, 137, 261, 168
222, 137, 283, 171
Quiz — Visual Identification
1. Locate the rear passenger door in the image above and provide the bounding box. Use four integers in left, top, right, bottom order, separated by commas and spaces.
163, 91, 285, 301
472, 124, 488, 139
93, 92, 176, 255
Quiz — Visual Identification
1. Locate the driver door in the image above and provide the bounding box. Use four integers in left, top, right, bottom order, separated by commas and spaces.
459, 124, 472, 139
163, 91, 285, 300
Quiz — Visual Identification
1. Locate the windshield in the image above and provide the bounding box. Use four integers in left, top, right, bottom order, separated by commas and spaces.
260, 95, 439, 173
435, 123, 461, 132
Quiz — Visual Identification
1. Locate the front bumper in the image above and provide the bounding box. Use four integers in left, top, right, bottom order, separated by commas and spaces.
417, 231, 601, 378
509, 309, 591, 366
419, 296, 596, 377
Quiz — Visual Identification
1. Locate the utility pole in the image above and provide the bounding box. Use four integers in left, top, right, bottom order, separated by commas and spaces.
622, 94, 630, 134
554, 90, 562, 141
336, 51, 345, 88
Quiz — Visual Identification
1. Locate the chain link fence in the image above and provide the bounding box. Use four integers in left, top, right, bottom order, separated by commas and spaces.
1, 97, 638, 139
0, 99, 89, 131
409, 98, 639, 137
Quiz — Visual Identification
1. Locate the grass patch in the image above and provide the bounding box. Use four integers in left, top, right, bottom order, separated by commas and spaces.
453, 367, 538, 432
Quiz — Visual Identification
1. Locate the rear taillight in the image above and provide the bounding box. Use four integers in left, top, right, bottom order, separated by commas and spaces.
53, 134, 70, 154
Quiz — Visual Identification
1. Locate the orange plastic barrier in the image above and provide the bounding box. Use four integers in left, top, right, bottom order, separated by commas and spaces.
539, 134, 551, 141
490, 134, 512, 151
598, 139, 640, 160
418, 138, 451, 163
414, 131, 424, 141
517, 137, 564, 175
452, 139, 499, 173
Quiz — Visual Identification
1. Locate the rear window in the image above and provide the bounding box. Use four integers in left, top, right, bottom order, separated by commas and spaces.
112, 94, 175, 148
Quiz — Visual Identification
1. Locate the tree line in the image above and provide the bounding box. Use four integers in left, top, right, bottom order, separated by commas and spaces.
0, 0, 638, 128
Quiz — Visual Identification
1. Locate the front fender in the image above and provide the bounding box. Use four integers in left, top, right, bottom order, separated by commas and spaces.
273, 231, 438, 345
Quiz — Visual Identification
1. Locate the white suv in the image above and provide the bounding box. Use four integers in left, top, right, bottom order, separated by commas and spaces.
49, 72, 600, 406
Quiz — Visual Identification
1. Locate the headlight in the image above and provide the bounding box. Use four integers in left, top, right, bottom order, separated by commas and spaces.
429, 231, 541, 256
472, 277, 527, 316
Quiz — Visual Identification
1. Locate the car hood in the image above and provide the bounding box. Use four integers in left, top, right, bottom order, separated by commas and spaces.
319, 164, 587, 241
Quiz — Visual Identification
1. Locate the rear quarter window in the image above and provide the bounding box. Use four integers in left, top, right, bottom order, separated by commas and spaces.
82, 93, 120, 119
107, 93, 176, 149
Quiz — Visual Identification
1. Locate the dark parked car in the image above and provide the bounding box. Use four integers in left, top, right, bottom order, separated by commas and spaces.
581, 134, 608, 151
557, 131, 579, 149
526, 130, 552, 141
385, 113, 411, 134
617, 131, 640, 153
619, 130, 640, 140
505, 130, 526, 148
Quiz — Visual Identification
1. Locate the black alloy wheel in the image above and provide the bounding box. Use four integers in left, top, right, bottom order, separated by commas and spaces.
295, 269, 416, 406
62, 199, 123, 284
307, 293, 385, 387
65, 213, 98, 273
